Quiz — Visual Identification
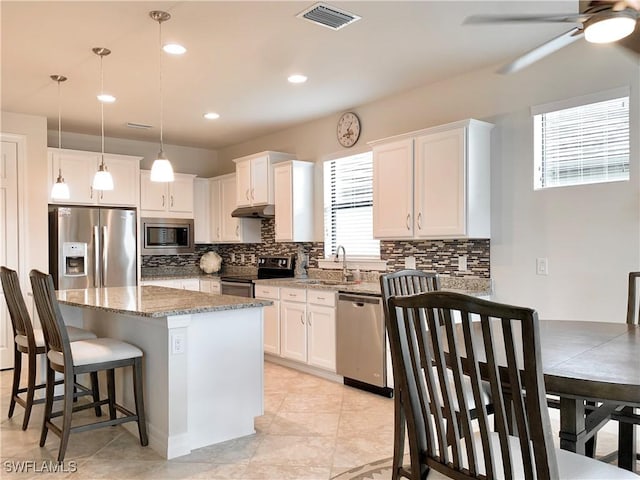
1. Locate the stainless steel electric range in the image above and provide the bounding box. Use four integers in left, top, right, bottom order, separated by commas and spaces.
220, 255, 295, 297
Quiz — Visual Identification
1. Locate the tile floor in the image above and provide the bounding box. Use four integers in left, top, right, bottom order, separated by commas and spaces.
0, 361, 636, 479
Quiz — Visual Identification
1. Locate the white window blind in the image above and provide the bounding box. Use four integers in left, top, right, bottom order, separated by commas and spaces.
534, 95, 629, 189
323, 152, 380, 258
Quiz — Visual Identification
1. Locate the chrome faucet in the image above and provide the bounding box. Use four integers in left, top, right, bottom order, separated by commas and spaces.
334, 245, 352, 282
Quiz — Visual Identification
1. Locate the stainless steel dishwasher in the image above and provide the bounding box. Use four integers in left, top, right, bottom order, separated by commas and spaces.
336, 293, 392, 397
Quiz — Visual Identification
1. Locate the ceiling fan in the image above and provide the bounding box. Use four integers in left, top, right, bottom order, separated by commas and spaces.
465, 0, 640, 74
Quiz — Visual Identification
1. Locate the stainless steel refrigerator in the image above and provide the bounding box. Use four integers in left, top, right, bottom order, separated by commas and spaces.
49, 206, 137, 289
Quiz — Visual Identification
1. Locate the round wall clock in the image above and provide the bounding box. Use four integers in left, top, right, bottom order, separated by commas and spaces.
337, 112, 361, 148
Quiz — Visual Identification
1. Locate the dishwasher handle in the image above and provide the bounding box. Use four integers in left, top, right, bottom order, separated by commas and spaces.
338, 294, 381, 306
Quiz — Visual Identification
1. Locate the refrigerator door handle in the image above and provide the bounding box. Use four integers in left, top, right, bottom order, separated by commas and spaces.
102, 226, 108, 287
93, 225, 100, 288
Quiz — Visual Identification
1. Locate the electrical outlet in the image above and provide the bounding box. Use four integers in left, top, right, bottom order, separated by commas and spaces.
536, 258, 549, 276
404, 256, 416, 269
171, 333, 185, 354
240, 253, 246, 263
458, 255, 468, 272
231, 253, 236, 263
250, 254, 256, 264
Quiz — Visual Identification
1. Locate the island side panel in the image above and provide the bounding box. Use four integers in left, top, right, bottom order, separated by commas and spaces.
186, 307, 264, 450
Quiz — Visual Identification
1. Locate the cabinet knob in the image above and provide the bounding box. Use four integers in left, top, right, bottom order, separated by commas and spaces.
90, 186, 94, 199
235, 225, 240, 237
250, 188, 255, 200
417, 212, 422, 230
406, 213, 411, 230
246, 189, 250, 200
171, 195, 174, 207
300, 314, 304, 325
162, 195, 165, 207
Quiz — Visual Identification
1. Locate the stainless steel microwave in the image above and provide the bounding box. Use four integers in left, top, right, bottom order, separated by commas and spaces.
141, 218, 194, 255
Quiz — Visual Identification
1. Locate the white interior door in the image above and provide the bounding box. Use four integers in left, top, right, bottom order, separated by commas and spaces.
0, 141, 19, 368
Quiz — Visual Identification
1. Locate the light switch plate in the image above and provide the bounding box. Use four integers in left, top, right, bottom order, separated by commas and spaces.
458, 255, 468, 272
404, 256, 416, 269
536, 258, 549, 276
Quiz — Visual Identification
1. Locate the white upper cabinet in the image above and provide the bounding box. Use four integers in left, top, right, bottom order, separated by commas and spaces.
233, 151, 295, 207
371, 119, 493, 239
274, 160, 314, 242
49, 148, 141, 206
140, 170, 196, 218
209, 173, 261, 244
193, 178, 210, 243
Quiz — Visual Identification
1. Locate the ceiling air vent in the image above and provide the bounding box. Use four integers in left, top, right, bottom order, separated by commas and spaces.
297, 3, 361, 31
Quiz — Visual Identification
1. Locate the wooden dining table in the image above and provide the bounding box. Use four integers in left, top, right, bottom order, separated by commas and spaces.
537, 320, 639, 472
454, 319, 640, 472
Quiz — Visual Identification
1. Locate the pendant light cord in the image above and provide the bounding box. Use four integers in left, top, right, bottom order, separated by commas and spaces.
56, 77, 63, 177
159, 18, 164, 153
100, 54, 105, 166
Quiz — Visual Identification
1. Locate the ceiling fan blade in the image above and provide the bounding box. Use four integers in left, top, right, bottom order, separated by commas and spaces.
618, 23, 640, 54
464, 13, 586, 24
498, 27, 583, 74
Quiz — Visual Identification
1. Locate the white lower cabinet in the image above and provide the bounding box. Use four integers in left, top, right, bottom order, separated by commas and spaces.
200, 278, 221, 294
255, 285, 280, 355
272, 286, 337, 373
140, 278, 200, 291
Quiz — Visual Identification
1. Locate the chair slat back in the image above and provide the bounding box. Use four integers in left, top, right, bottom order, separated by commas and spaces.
386, 291, 558, 480
29, 270, 71, 360
0, 266, 34, 341
626, 272, 640, 325
380, 269, 440, 318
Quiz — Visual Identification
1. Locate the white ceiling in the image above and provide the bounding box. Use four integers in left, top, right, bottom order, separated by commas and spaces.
1, 1, 579, 150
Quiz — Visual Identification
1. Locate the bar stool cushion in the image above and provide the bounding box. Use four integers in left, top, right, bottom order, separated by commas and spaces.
47, 338, 143, 367
15, 326, 97, 348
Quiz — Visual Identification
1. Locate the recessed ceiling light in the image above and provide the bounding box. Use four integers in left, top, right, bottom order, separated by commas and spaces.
163, 43, 186, 55
288, 74, 308, 84
97, 93, 116, 103
204, 112, 220, 120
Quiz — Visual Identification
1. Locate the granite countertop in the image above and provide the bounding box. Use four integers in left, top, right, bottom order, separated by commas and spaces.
57, 286, 271, 318
254, 276, 492, 297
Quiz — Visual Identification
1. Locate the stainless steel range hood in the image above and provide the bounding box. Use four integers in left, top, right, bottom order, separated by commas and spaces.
231, 204, 275, 219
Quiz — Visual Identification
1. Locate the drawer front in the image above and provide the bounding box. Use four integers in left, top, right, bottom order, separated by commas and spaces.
255, 284, 280, 300
307, 289, 336, 307
280, 287, 307, 302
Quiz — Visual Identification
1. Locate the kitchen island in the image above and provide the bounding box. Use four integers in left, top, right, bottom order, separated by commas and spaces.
57, 286, 271, 459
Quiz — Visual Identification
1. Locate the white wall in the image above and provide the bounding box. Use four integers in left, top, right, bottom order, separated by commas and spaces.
218, 41, 640, 322
0, 111, 49, 277
48, 131, 221, 177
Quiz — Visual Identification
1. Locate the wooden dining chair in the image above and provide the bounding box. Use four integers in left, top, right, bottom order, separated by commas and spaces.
386, 290, 638, 480
0, 266, 99, 430
29, 269, 148, 462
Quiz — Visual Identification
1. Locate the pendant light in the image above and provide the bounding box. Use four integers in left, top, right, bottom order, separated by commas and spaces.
50, 74, 70, 200
92, 47, 114, 191
150, 10, 174, 182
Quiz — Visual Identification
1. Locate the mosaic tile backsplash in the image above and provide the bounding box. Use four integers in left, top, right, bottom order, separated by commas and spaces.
141, 219, 490, 278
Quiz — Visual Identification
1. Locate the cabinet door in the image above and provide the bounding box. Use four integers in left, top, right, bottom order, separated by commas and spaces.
235, 159, 252, 207
140, 170, 167, 212
181, 278, 201, 291
280, 300, 307, 362
168, 175, 194, 214
262, 300, 280, 355
220, 174, 240, 242
415, 128, 466, 237
372, 138, 414, 239
99, 154, 139, 206
194, 178, 210, 243
50, 149, 99, 204
274, 163, 293, 242
250, 155, 270, 205
307, 304, 336, 371
209, 178, 222, 242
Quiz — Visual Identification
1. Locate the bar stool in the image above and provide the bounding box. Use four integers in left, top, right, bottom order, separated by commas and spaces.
29, 269, 148, 462
0, 266, 99, 430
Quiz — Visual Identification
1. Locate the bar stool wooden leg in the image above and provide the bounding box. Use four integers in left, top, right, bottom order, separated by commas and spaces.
106, 369, 116, 420
133, 358, 148, 446
57, 375, 75, 462
22, 349, 38, 430
90, 372, 102, 417
40, 366, 55, 447
8, 348, 21, 419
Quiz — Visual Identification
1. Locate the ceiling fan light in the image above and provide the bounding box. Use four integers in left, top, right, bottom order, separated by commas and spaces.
97, 93, 116, 103
163, 43, 186, 55
51, 173, 70, 200
92, 162, 114, 190
584, 14, 636, 44
150, 152, 175, 182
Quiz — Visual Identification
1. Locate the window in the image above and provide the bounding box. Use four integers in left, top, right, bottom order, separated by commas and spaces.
323, 152, 380, 258
533, 91, 629, 189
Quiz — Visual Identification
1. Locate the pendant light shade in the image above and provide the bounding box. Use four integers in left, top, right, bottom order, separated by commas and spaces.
92, 47, 114, 191
50, 74, 70, 200
150, 10, 175, 182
